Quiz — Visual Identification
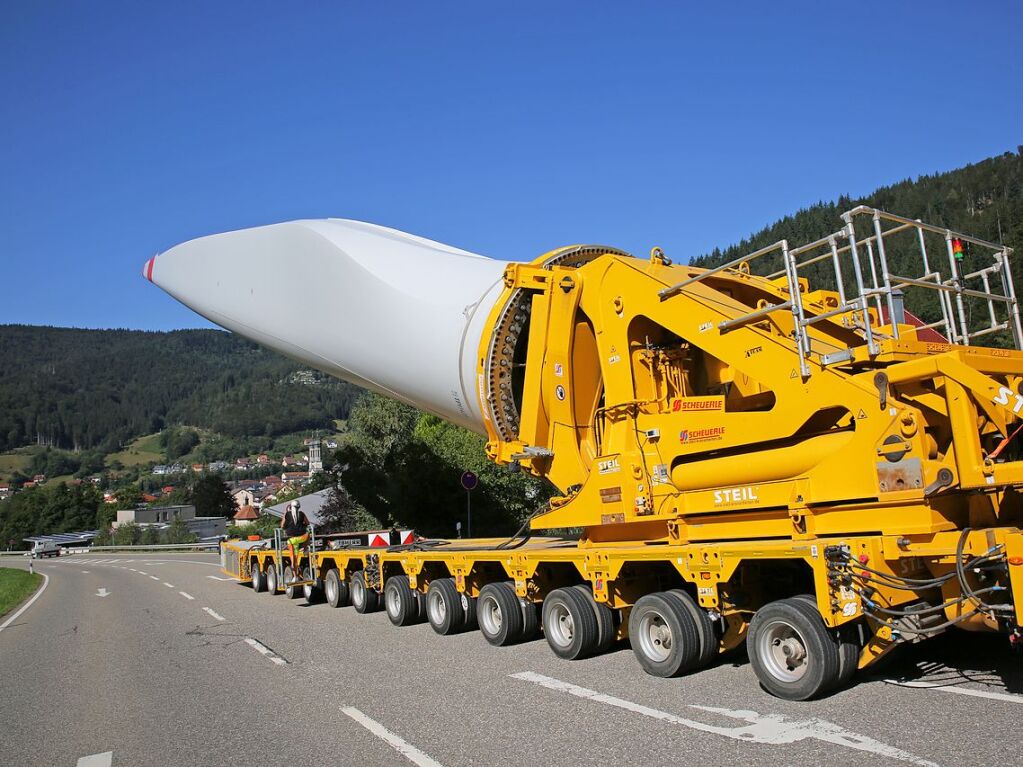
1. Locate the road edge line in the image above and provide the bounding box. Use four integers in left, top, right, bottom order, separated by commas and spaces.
0, 571, 50, 634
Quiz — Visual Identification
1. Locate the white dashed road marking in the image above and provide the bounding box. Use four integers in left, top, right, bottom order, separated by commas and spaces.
76, 752, 112, 767
96, 588, 110, 598
244, 637, 287, 666
81, 570, 90, 573
206, 575, 235, 581
342, 707, 444, 767
881, 678, 1023, 704
179, 591, 195, 601
164, 582, 174, 588
512, 672, 937, 766
149, 575, 160, 580
203, 607, 226, 622
137, 571, 148, 575
0, 572, 48, 634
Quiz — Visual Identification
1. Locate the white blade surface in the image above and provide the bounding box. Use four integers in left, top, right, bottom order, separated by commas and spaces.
145, 219, 507, 432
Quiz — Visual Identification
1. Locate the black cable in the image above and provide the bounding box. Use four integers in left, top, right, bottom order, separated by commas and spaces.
858, 586, 1006, 617
495, 510, 542, 550
865, 607, 985, 637
848, 563, 1005, 594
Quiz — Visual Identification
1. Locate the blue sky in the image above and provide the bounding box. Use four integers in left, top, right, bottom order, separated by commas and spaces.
2, 2, 1021, 330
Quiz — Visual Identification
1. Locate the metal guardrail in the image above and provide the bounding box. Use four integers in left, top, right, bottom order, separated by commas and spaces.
87, 542, 221, 551
0, 542, 221, 556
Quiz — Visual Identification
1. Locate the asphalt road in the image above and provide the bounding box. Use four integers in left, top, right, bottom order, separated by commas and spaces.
1, 553, 1020, 767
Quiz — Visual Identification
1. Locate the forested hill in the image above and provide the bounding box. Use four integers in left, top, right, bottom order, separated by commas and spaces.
693, 149, 1023, 279
0, 325, 361, 453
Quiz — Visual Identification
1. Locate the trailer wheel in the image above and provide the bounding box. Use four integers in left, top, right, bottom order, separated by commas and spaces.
324, 569, 350, 608
669, 588, 719, 668
747, 598, 841, 700
250, 562, 266, 593
265, 563, 279, 595
791, 594, 860, 687
283, 566, 302, 600
303, 568, 323, 605
478, 582, 523, 646
460, 591, 478, 632
543, 587, 599, 660
351, 571, 378, 614
427, 578, 464, 635
385, 575, 421, 626
629, 592, 700, 677
573, 585, 615, 654
520, 598, 539, 641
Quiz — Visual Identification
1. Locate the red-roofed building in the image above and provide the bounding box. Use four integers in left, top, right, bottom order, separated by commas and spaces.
232, 505, 260, 527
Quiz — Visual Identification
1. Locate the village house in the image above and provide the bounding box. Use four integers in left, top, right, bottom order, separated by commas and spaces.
257, 454, 270, 465
232, 505, 260, 527
281, 471, 310, 483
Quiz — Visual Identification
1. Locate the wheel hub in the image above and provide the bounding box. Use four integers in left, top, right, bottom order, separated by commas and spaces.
760, 620, 809, 681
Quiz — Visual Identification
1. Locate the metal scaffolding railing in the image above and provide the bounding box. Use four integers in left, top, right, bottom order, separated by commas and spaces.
659, 206, 1022, 378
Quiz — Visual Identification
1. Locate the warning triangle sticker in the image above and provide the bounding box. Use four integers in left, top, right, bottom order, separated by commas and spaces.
857, 409, 867, 419
790, 369, 798, 379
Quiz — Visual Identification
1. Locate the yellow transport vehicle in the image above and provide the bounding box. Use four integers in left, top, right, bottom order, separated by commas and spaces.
221, 207, 1023, 701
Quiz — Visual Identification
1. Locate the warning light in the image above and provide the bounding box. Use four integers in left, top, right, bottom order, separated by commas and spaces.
858, 554, 870, 564
1008, 557, 1023, 566
952, 238, 965, 261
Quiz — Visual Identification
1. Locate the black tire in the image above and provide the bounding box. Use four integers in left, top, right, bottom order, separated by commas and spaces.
629, 592, 701, 677
426, 578, 464, 635
385, 575, 421, 626
792, 594, 859, 687
520, 599, 539, 641
459, 590, 478, 631
477, 582, 523, 646
250, 561, 266, 593
265, 563, 279, 595
303, 567, 323, 605
573, 585, 615, 654
324, 568, 350, 608
351, 571, 378, 614
747, 598, 841, 700
283, 566, 302, 600
669, 588, 719, 668
542, 587, 600, 660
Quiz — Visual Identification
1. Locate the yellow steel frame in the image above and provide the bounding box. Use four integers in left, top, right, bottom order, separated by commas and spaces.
222, 242, 1023, 673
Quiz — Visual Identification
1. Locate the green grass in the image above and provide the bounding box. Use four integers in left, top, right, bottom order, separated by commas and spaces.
105, 432, 164, 468
43, 474, 75, 488
0, 451, 33, 481
0, 567, 42, 619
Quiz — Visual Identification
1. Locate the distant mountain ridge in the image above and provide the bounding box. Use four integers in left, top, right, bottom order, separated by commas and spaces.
0, 325, 361, 454
693, 149, 1023, 277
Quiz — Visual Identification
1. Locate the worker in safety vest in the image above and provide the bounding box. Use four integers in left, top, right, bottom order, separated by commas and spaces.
280, 500, 310, 583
